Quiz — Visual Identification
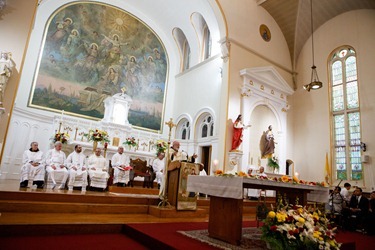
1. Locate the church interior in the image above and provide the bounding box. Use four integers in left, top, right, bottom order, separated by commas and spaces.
1, 0, 375, 249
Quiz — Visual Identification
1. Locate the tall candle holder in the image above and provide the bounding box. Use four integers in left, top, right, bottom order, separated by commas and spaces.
158, 118, 176, 207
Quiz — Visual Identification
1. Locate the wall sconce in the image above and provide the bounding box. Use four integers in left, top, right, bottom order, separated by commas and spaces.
361, 142, 367, 152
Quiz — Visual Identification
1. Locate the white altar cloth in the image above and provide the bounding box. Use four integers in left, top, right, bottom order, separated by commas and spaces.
187, 176, 329, 203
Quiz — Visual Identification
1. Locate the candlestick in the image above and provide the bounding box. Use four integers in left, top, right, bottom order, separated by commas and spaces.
58, 122, 62, 133
74, 127, 78, 141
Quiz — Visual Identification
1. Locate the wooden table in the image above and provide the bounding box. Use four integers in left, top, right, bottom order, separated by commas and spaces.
187, 176, 328, 245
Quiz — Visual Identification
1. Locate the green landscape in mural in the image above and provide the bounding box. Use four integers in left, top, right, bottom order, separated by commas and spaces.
30, 3, 167, 131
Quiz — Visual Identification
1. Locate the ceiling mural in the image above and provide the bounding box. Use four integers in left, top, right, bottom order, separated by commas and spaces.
29, 2, 168, 131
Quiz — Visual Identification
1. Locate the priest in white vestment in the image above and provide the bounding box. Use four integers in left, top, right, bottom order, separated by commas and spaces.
152, 152, 165, 190
66, 144, 88, 192
20, 141, 45, 188
45, 141, 69, 189
169, 141, 197, 163
87, 148, 109, 190
111, 146, 131, 187
246, 165, 267, 199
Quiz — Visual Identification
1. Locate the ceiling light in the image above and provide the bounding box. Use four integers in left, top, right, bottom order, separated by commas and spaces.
304, 0, 323, 92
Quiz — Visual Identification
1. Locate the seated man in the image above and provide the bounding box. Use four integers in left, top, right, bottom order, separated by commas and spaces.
111, 146, 131, 187
152, 152, 165, 190
246, 165, 266, 200
343, 187, 369, 231
87, 148, 109, 190
66, 144, 88, 192
364, 191, 375, 235
45, 141, 68, 189
20, 141, 45, 188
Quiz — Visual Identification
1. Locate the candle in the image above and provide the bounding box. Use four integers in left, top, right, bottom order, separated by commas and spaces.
213, 159, 219, 168
60, 110, 64, 122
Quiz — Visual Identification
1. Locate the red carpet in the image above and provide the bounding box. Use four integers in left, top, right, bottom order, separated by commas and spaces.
0, 233, 148, 250
1, 222, 374, 250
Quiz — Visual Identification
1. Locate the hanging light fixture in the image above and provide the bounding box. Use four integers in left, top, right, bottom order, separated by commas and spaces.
303, 0, 323, 92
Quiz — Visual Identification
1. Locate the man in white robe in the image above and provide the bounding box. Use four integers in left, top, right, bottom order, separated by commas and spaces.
66, 144, 88, 192
45, 141, 69, 189
246, 166, 268, 199
20, 141, 45, 188
111, 146, 130, 187
152, 152, 165, 190
87, 148, 109, 190
169, 141, 197, 163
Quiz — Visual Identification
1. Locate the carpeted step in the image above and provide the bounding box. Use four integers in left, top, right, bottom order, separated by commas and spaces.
0, 200, 151, 214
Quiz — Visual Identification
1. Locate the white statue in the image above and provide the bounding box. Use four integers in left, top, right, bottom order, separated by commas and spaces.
0, 51, 14, 111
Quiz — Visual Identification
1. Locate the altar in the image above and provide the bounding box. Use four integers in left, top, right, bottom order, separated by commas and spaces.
187, 176, 329, 245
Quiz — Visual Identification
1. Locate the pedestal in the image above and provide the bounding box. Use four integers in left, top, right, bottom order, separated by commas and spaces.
227, 151, 243, 173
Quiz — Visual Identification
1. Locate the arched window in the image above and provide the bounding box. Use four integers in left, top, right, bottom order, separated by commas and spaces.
182, 40, 190, 70
177, 119, 190, 140
329, 46, 362, 181
203, 24, 211, 60
200, 114, 214, 138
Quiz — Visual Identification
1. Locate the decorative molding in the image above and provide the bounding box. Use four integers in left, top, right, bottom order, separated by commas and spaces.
219, 37, 230, 62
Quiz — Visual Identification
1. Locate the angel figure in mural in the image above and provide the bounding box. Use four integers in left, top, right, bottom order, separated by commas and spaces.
101, 34, 128, 64
50, 18, 73, 45
0, 51, 14, 110
231, 114, 251, 152
60, 29, 81, 59
260, 125, 276, 158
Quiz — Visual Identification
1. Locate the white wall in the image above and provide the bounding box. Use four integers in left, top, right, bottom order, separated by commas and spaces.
292, 10, 375, 191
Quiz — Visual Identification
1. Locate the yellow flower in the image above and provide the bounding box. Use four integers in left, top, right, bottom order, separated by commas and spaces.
281, 175, 290, 182
293, 176, 299, 183
268, 211, 276, 218
276, 212, 286, 222
214, 170, 223, 175
238, 171, 248, 177
298, 217, 305, 223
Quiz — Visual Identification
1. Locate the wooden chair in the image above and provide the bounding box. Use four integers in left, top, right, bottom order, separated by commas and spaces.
129, 158, 154, 188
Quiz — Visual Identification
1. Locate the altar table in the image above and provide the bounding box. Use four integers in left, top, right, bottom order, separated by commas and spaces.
187, 176, 329, 245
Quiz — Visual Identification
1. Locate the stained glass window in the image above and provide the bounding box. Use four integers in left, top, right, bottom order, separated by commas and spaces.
330, 46, 362, 181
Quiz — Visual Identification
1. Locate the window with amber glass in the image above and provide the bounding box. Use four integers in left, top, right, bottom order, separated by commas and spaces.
330, 46, 362, 180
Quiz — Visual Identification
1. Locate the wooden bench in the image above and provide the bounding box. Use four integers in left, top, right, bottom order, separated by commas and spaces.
129, 158, 155, 188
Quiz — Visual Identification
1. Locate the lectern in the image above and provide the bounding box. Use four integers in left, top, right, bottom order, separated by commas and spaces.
167, 162, 198, 210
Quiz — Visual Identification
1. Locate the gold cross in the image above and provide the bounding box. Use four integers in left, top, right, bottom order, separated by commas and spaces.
121, 87, 126, 94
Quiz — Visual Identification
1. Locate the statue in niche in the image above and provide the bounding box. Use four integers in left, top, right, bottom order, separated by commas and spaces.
0, 51, 14, 112
260, 125, 276, 158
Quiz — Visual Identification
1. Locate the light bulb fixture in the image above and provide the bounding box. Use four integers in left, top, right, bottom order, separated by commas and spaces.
304, 0, 323, 92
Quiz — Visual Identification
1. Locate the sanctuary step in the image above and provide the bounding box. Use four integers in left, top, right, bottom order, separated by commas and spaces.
0, 179, 275, 225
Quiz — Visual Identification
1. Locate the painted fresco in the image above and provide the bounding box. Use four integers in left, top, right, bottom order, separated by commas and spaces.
29, 3, 168, 131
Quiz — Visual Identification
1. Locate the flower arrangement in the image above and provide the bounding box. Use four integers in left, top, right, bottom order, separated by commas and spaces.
155, 140, 168, 155
51, 132, 70, 144
261, 201, 341, 250
124, 136, 137, 147
88, 129, 110, 142
268, 156, 279, 171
